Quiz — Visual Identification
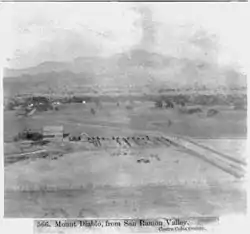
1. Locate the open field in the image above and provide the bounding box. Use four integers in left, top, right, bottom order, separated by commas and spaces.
4, 145, 246, 218
4, 99, 247, 218
4, 101, 247, 141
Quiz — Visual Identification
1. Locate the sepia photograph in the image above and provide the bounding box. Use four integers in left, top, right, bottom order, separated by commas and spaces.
2, 2, 247, 221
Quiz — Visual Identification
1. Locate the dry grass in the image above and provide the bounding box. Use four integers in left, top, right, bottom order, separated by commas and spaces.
4, 143, 246, 217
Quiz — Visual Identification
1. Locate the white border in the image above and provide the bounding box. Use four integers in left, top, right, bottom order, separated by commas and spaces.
0, 2, 249, 234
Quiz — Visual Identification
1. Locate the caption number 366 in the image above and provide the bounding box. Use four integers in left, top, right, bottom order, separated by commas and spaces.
36, 221, 51, 228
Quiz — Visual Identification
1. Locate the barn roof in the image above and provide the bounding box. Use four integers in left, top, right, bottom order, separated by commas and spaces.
43, 126, 64, 132
43, 126, 64, 140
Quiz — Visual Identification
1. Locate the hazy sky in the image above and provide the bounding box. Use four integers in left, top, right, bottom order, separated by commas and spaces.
0, 3, 248, 71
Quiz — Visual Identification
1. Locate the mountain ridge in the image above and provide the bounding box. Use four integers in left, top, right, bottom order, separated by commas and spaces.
3, 49, 247, 93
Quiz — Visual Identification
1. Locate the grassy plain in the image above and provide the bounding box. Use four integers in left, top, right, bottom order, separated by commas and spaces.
4, 94, 247, 218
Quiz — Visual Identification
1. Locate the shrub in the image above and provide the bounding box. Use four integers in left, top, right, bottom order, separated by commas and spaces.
207, 109, 219, 117
90, 108, 96, 115
164, 100, 174, 109
125, 104, 133, 110
154, 100, 164, 108
179, 107, 202, 115
14, 129, 43, 141
187, 108, 202, 114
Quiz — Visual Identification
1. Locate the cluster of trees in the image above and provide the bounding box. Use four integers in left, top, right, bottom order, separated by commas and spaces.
5, 92, 247, 112
13, 129, 43, 142
150, 93, 246, 109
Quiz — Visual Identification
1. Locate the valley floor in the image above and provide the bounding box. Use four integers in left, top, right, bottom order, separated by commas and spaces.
4, 102, 247, 218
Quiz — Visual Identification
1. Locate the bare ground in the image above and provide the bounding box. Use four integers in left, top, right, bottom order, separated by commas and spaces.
4, 102, 247, 218
4, 144, 246, 218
